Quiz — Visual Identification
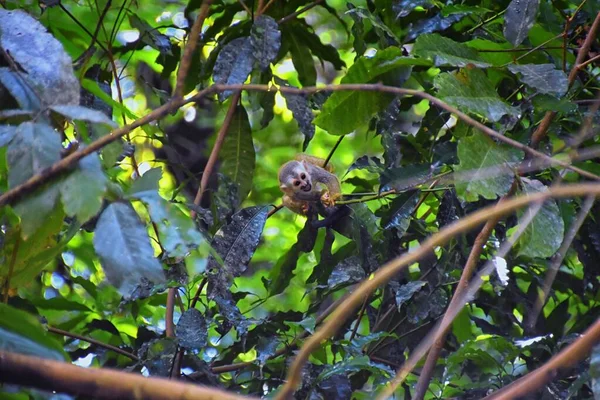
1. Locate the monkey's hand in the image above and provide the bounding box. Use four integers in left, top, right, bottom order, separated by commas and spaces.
320, 190, 340, 207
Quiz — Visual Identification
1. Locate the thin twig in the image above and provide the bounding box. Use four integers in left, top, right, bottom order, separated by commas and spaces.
47, 326, 139, 361
349, 297, 368, 342
174, 0, 213, 98
278, 0, 323, 24
323, 135, 344, 168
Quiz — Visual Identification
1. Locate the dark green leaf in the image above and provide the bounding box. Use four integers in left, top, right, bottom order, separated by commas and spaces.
434, 68, 519, 122
395, 281, 426, 309
93, 202, 166, 299
0, 68, 41, 111
277, 78, 315, 150
392, 0, 433, 18
515, 178, 564, 259
315, 47, 429, 135
454, 129, 523, 202
380, 190, 420, 236
327, 255, 365, 289
220, 105, 256, 204
129, 15, 172, 55
380, 164, 432, 192
60, 151, 107, 223
508, 64, 568, 97
0, 303, 67, 361
285, 25, 317, 87
406, 13, 465, 41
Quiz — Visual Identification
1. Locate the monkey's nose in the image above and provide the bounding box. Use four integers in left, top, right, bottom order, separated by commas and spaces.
302, 183, 312, 192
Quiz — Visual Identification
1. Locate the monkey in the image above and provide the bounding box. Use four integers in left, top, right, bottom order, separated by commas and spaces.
278, 154, 342, 217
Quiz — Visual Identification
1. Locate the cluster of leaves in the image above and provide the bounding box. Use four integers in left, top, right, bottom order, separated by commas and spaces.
0, 0, 600, 399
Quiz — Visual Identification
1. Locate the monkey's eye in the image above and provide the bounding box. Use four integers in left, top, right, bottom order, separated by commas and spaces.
293, 180, 301, 186
300, 173, 306, 179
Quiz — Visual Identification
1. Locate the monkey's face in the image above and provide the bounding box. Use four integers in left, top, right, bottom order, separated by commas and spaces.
280, 162, 313, 194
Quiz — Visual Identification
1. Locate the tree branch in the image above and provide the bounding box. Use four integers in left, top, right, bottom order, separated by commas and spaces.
0, 351, 251, 400
274, 183, 600, 400
174, 0, 213, 98
47, 326, 138, 361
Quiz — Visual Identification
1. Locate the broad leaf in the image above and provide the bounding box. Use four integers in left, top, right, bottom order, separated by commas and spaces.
285, 24, 317, 87
508, 64, 568, 97
0, 303, 67, 361
392, 0, 433, 18
434, 68, 519, 122
60, 151, 107, 223
379, 190, 420, 236
504, 0, 540, 46
0, 9, 79, 106
0, 68, 41, 111
314, 47, 430, 135
515, 179, 564, 259
129, 14, 172, 55
220, 105, 256, 204
93, 202, 166, 299
50, 105, 117, 127
7, 122, 62, 237
278, 79, 315, 150
0, 124, 16, 147
413, 34, 491, 68
454, 129, 522, 202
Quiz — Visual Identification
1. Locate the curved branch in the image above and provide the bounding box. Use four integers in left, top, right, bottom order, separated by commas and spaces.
47, 326, 138, 361
0, 351, 252, 400
273, 183, 600, 400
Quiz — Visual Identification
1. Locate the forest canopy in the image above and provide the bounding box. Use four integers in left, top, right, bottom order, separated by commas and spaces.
0, 0, 600, 399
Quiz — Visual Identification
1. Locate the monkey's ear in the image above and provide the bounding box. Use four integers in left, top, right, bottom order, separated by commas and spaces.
280, 184, 288, 190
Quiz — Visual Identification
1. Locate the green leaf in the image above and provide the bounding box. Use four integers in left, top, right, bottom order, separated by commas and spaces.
60, 151, 107, 223
0, 303, 67, 361
466, 39, 514, 66
175, 308, 207, 350
515, 179, 564, 259
290, 21, 345, 70
93, 202, 166, 299
133, 192, 203, 258
434, 68, 519, 122
50, 104, 117, 127
503, 0, 540, 46
276, 78, 314, 151
454, 129, 523, 202
508, 64, 568, 97
220, 105, 256, 204
314, 47, 429, 135
413, 34, 491, 68
129, 14, 172, 55
284, 24, 317, 87
81, 79, 138, 120
0, 9, 79, 106
7, 122, 63, 237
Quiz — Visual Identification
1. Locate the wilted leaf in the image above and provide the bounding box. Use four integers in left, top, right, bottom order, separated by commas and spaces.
434, 68, 519, 122
220, 105, 256, 204
129, 14, 172, 55
315, 47, 430, 135
413, 34, 491, 68
213, 37, 254, 101
379, 190, 420, 236
454, 129, 523, 202
406, 13, 465, 41
503, 0, 540, 46
0, 9, 79, 106
176, 308, 208, 350
60, 151, 107, 223
208, 206, 269, 278
93, 202, 166, 299
395, 281, 427, 309
50, 105, 117, 127
515, 179, 564, 259
327, 255, 365, 289
7, 122, 62, 237
0, 303, 67, 361
278, 79, 314, 150
250, 15, 281, 71
0, 68, 41, 111
508, 64, 568, 97
393, 0, 433, 18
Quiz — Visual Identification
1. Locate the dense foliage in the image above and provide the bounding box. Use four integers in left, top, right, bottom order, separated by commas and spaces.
0, 0, 599, 398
